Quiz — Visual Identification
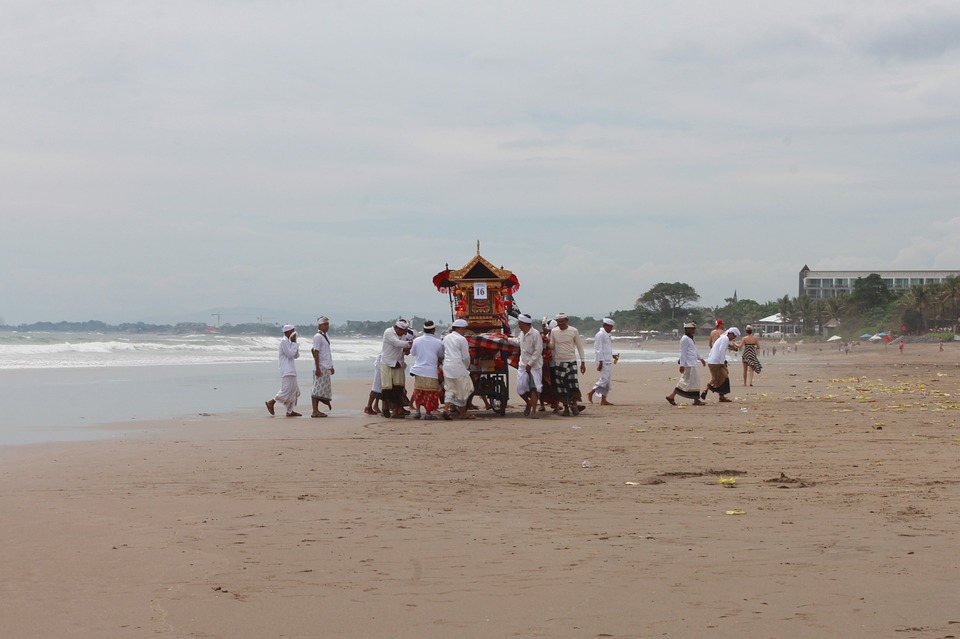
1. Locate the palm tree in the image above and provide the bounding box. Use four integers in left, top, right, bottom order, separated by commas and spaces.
826, 295, 845, 324
939, 276, 960, 330
901, 285, 929, 333
793, 295, 813, 336
777, 295, 793, 336
813, 299, 830, 336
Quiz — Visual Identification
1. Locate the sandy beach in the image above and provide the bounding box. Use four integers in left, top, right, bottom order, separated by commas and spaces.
2, 342, 959, 638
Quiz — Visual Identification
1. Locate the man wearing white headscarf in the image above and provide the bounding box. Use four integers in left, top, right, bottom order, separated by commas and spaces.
266, 324, 301, 417
442, 319, 474, 420
666, 321, 706, 406
702, 326, 740, 403
512, 314, 543, 418
549, 313, 587, 416
310, 316, 334, 418
410, 320, 444, 419
587, 318, 616, 405
380, 319, 412, 418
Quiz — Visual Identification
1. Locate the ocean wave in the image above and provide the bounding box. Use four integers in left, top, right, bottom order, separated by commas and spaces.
0, 332, 679, 370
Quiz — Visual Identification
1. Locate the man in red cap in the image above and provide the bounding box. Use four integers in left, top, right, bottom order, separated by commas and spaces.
708, 319, 726, 348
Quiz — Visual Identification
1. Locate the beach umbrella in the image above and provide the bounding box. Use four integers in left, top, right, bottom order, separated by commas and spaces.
827, 335, 842, 342
869, 334, 882, 342
877, 332, 888, 336
860, 333, 872, 339
432, 269, 455, 292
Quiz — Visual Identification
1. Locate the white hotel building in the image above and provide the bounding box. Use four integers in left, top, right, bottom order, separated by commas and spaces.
798, 266, 960, 299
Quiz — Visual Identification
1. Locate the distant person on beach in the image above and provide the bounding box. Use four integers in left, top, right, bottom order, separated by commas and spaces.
666, 321, 706, 406
708, 319, 725, 348
380, 320, 412, 418
702, 326, 739, 403
549, 313, 587, 416
512, 314, 544, 419
266, 324, 301, 417
310, 316, 335, 418
587, 318, 616, 405
738, 325, 762, 387
940, 337, 944, 352
442, 319, 474, 420
409, 320, 444, 420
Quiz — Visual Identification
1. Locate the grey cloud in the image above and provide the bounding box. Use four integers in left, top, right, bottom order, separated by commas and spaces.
862, 13, 960, 61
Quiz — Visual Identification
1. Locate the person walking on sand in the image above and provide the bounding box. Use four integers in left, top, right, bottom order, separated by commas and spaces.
666, 321, 706, 406
409, 320, 444, 420
266, 324, 301, 417
587, 318, 616, 405
310, 316, 335, 418
442, 319, 474, 420
549, 313, 587, 416
738, 325, 762, 387
702, 326, 740, 403
512, 314, 544, 418
380, 319, 412, 418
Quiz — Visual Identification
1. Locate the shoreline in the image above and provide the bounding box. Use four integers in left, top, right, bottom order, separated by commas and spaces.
2, 343, 958, 637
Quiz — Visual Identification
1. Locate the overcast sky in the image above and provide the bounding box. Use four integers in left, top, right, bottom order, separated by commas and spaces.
2, 1, 959, 326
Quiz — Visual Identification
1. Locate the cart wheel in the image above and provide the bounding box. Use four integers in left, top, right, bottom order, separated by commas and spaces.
489, 376, 508, 416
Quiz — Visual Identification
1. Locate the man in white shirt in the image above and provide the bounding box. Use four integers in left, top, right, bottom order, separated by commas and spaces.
442, 319, 474, 420
702, 326, 740, 403
409, 320, 444, 420
266, 324, 301, 417
549, 313, 587, 416
513, 314, 543, 419
666, 321, 706, 406
310, 316, 335, 418
587, 318, 616, 405
380, 319, 412, 418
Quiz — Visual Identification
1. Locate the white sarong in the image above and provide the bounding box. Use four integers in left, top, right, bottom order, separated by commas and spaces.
444, 375, 474, 407
274, 376, 300, 412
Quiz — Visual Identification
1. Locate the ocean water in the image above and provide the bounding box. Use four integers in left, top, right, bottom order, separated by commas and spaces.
0, 331, 677, 446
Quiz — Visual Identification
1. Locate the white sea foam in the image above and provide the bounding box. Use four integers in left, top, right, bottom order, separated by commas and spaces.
0, 332, 680, 370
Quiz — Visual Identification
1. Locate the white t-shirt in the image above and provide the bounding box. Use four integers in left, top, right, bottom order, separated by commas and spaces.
409, 334, 443, 379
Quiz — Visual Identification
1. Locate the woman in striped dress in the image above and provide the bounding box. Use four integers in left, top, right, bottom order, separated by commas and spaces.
738, 325, 762, 386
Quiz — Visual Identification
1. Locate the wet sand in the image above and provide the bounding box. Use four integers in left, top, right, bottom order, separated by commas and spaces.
2, 342, 959, 638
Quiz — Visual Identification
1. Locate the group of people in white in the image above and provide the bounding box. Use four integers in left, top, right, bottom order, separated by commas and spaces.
265, 314, 760, 419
